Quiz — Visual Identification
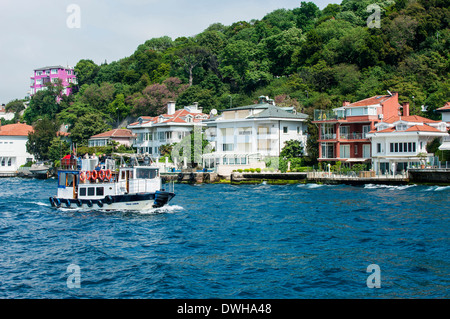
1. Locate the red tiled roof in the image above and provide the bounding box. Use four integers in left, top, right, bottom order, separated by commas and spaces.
129, 109, 209, 126
0, 123, 33, 136
346, 95, 393, 107
405, 125, 443, 133
437, 102, 450, 112
383, 115, 440, 124
90, 129, 135, 139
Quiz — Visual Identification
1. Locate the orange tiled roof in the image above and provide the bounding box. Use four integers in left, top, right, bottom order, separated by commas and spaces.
437, 102, 450, 111
346, 95, 393, 107
0, 123, 33, 136
383, 115, 440, 124
405, 125, 443, 133
90, 129, 135, 139
129, 109, 208, 126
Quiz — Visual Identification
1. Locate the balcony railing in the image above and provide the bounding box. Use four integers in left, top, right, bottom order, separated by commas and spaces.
314, 110, 345, 121
320, 133, 336, 140
340, 133, 368, 140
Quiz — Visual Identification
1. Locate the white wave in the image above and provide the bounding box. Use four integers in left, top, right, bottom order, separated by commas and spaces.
364, 184, 416, 190
140, 205, 184, 215
297, 183, 331, 189
425, 186, 450, 192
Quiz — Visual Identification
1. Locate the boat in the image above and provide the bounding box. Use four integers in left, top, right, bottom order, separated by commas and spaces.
49, 155, 175, 210
29, 162, 52, 179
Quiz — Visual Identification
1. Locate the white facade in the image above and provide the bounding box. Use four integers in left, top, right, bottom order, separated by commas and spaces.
128, 102, 209, 159
367, 116, 449, 174
0, 135, 34, 174
203, 97, 308, 173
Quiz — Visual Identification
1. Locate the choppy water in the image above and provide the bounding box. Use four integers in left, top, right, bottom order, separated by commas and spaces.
0, 178, 448, 299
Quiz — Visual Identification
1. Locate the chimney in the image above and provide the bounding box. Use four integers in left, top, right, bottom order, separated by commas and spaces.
343, 101, 350, 107
193, 102, 199, 110
403, 102, 410, 117
167, 101, 176, 115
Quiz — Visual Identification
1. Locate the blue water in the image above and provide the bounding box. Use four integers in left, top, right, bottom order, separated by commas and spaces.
0, 178, 448, 299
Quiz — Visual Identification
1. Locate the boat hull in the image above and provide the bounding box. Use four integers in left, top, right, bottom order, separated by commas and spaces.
49, 191, 175, 211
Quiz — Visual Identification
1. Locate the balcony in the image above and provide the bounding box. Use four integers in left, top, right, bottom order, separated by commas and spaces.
320, 133, 337, 140
314, 110, 345, 122
339, 133, 368, 140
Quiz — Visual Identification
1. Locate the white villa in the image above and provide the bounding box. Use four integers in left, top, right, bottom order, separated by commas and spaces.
366, 114, 449, 174
202, 96, 308, 175
0, 123, 34, 175
127, 102, 209, 159
88, 129, 135, 148
436, 102, 450, 151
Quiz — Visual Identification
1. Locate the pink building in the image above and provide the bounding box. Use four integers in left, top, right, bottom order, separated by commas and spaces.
30, 65, 77, 96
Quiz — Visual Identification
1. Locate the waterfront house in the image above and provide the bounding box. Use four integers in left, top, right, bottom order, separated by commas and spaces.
202, 96, 308, 175
0, 123, 34, 175
30, 65, 77, 97
312, 92, 402, 165
0, 104, 14, 121
436, 102, 450, 151
88, 129, 135, 148
366, 112, 449, 174
127, 102, 209, 158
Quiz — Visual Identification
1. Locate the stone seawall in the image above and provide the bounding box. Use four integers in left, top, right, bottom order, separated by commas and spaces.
408, 169, 450, 184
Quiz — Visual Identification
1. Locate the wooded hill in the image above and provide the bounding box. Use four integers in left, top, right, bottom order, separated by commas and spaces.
9, 0, 450, 153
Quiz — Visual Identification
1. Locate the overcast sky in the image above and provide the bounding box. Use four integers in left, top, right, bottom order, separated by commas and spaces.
0, 0, 337, 104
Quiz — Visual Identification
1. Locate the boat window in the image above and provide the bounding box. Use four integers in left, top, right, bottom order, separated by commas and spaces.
58, 173, 66, 187
66, 173, 75, 187
96, 187, 104, 196
88, 187, 95, 196
80, 188, 87, 196
136, 168, 158, 179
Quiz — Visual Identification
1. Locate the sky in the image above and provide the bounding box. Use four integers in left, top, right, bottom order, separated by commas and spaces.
0, 0, 338, 104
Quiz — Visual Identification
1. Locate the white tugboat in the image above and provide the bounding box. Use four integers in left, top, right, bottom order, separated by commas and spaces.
49, 155, 175, 210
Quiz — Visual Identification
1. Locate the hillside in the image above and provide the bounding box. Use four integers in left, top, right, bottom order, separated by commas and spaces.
13, 0, 450, 151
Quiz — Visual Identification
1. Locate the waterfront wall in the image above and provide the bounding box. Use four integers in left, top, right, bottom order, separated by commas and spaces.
408, 169, 450, 184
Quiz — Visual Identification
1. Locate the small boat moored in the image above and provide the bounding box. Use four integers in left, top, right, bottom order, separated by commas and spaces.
49, 155, 175, 211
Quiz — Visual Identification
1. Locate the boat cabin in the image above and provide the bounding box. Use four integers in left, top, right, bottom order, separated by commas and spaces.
56, 157, 161, 201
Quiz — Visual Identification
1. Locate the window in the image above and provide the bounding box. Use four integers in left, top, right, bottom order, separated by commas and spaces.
389, 142, 416, 153
297, 126, 301, 134
80, 188, 86, 196
96, 187, 104, 196
283, 127, 288, 134
223, 144, 234, 152
88, 188, 95, 196
340, 145, 350, 158
377, 143, 382, 153
51, 69, 58, 74
340, 126, 349, 139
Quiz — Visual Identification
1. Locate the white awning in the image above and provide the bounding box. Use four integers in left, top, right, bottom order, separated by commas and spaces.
439, 142, 450, 151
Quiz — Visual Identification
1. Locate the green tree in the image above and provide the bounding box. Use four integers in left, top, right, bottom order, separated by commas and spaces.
74, 59, 100, 86
47, 136, 71, 162
70, 113, 111, 145
26, 118, 59, 160
23, 81, 63, 124
281, 139, 305, 158
175, 45, 211, 87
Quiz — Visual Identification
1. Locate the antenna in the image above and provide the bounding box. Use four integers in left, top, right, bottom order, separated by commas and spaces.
387, 90, 393, 96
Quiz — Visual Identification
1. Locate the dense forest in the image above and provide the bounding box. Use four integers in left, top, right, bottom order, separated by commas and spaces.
4, 0, 449, 161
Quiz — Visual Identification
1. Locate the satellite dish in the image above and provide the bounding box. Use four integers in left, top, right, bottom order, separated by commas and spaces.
387, 90, 393, 96
421, 105, 428, 112
210, 109, 218, 115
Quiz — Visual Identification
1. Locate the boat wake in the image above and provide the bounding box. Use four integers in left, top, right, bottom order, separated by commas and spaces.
140, 204, 184, 215
364, 184, 416, 190
424, 185, 450, 192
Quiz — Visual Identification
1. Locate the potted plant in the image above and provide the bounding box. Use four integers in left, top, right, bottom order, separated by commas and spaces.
417, 152, 427, 169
